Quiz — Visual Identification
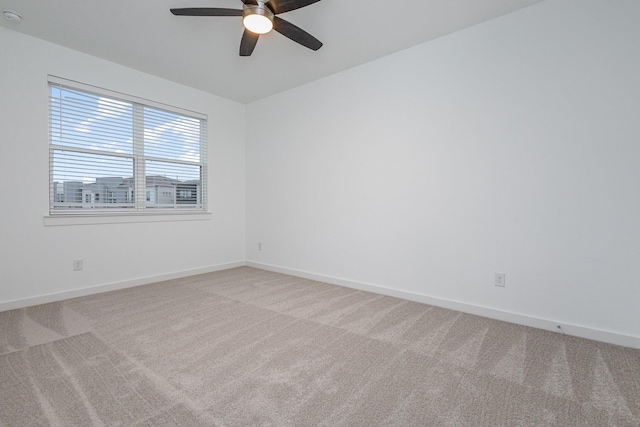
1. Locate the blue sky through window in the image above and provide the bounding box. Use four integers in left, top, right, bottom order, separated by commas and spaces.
50, 86, 202, 185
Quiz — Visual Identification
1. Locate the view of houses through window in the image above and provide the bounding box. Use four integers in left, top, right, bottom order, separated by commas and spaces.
53, 176, 201, 209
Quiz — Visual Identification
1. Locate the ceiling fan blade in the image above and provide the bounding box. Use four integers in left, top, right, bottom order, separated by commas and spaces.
170, 8, 243, 17
273, 16, 322, 51
240, 30, 260, 56
241, 0, 258, 4
266, 0, 321, 15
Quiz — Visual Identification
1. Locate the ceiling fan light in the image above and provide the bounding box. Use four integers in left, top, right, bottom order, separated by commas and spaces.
243, 14, 273, 34
242, 3, 274, 34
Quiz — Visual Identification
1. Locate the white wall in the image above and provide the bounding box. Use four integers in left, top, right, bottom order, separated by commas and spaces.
246, 0, 640, 343
0, 27, 246, 307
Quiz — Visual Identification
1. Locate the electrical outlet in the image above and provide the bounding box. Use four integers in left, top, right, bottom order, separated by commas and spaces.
258, 242, 262, 251
73, 259, 83, 271
494, 272, 506, 287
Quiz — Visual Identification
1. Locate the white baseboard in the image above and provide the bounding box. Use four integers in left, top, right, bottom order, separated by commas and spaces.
4, 259, 637, 349
0, 261, 245, 312
246, 261, 640, 349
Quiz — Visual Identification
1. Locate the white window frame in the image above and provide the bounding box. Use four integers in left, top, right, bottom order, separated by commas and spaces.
47, 76, 208, 223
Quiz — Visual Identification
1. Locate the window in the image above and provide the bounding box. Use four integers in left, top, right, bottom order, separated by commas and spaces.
48, 77, 207, 214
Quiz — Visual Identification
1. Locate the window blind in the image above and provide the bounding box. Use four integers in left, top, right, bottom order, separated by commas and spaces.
48, 77, 207, 213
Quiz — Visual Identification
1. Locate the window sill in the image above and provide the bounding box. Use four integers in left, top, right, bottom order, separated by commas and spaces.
44, 212, 211, 227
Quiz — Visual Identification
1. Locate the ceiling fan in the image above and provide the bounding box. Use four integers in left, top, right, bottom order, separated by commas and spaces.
170, 0, 323, 57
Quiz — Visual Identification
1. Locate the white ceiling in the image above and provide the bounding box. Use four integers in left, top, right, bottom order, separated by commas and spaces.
0, 0, 544, 103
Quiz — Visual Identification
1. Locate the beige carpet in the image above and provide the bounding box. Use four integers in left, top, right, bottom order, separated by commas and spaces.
1, 267, 638, 426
